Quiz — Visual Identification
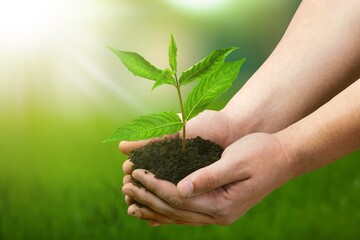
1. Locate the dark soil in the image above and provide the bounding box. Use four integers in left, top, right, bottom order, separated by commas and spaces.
129, 136, 224, 185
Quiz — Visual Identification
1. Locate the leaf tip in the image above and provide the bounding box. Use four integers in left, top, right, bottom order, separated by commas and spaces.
107, 46, 117, 53
151, 83, 158, 91
226, 46, 239, 54
238, 57, 247, 66
170, 33, 176, 45
103, 133, 119, 143
108, 47, 127, 57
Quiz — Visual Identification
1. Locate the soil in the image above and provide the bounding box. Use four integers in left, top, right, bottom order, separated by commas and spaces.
129, 136, 224, 185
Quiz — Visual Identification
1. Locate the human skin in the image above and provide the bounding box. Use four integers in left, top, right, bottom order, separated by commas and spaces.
120, 0, 360, 226
123, 79, 360, 226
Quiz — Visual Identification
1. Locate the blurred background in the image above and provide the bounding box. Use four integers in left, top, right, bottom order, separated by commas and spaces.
1, 0, 359, 239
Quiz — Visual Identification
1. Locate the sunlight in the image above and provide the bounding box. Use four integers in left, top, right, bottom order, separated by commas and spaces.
65, 44, 149, 113
167, 0, 229, 12
0, 0, 145, 114
0, 0, 73, 51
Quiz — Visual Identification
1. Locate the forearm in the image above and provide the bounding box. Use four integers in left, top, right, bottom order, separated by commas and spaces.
276, 79, 360, 178
222, 0, 360, 141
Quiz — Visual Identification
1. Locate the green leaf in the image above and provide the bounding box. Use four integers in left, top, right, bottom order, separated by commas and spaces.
168, 34, 177, 72
152, 68, 175, 90
109, 47, 166, 82
109, 48, 161, 81
179, 47, 238, 86
184, 59, 246, 121
103, 112, 183, 142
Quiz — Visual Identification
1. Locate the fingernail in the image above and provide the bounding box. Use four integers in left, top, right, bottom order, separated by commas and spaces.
178, 179, 193, 197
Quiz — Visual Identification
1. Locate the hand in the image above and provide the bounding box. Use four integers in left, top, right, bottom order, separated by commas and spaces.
120, 110, 245, 226
122, 133, 294, 225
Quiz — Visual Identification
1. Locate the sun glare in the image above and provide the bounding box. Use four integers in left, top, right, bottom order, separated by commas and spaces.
168, 0, 229, 12
0, 0, 146, 114
0, 0, 66, 51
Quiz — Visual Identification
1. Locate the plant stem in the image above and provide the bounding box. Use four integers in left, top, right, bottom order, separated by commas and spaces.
174, 75, 186, 153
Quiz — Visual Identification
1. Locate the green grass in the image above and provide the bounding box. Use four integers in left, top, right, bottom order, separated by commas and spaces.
1, 103, 360, 240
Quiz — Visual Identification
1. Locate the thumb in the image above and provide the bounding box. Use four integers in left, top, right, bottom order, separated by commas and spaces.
176, 154, 248, 198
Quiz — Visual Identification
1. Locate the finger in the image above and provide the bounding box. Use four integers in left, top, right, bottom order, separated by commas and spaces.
148, 220, 162, 227
177, 148, 251, 198
122, 175, 132, 185
132, 169, 219, 213
122, 183, 214, 223
172, 221, 207, 226
128, 204, 207, 226
119, 133, 179, 155
147, 219, 206, 227
128, 204, 175, 224
120, 140, 153, 156
122, 160, 134, 175
125, 195, 134, 205
132, 171, 255, 222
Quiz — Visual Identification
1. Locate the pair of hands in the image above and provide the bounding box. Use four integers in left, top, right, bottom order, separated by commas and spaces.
121, 110, 293, 226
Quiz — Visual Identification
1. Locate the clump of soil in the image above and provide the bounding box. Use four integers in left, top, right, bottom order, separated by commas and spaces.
129, 136, 224, 185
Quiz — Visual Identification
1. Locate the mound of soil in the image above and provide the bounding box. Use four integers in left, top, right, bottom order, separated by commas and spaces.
129, 136, 224, 184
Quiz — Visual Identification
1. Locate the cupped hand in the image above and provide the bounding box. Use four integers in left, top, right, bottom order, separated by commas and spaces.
122, 133, 294, 226
120, 110, 242, 225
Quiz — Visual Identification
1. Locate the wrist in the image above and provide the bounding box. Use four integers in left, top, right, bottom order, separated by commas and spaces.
220, 79, 293, 140
273, 128, 301, 180
220, 96, 277, 140
219, 107, 254, 144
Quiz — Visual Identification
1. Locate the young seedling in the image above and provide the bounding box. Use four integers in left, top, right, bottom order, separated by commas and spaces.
104, 34, 245, 152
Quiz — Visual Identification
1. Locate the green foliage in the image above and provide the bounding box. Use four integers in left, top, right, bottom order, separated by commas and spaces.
178, 47, 238, 85
103, 112, 182, 142
106, 35, 245, 143
168, 33, 177, 72
109, 48, 175, 87
151, 68, 174, 90
184, 59, 246, 121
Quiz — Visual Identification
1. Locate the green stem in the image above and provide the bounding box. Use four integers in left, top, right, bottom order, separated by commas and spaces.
174, 75, 186, 153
